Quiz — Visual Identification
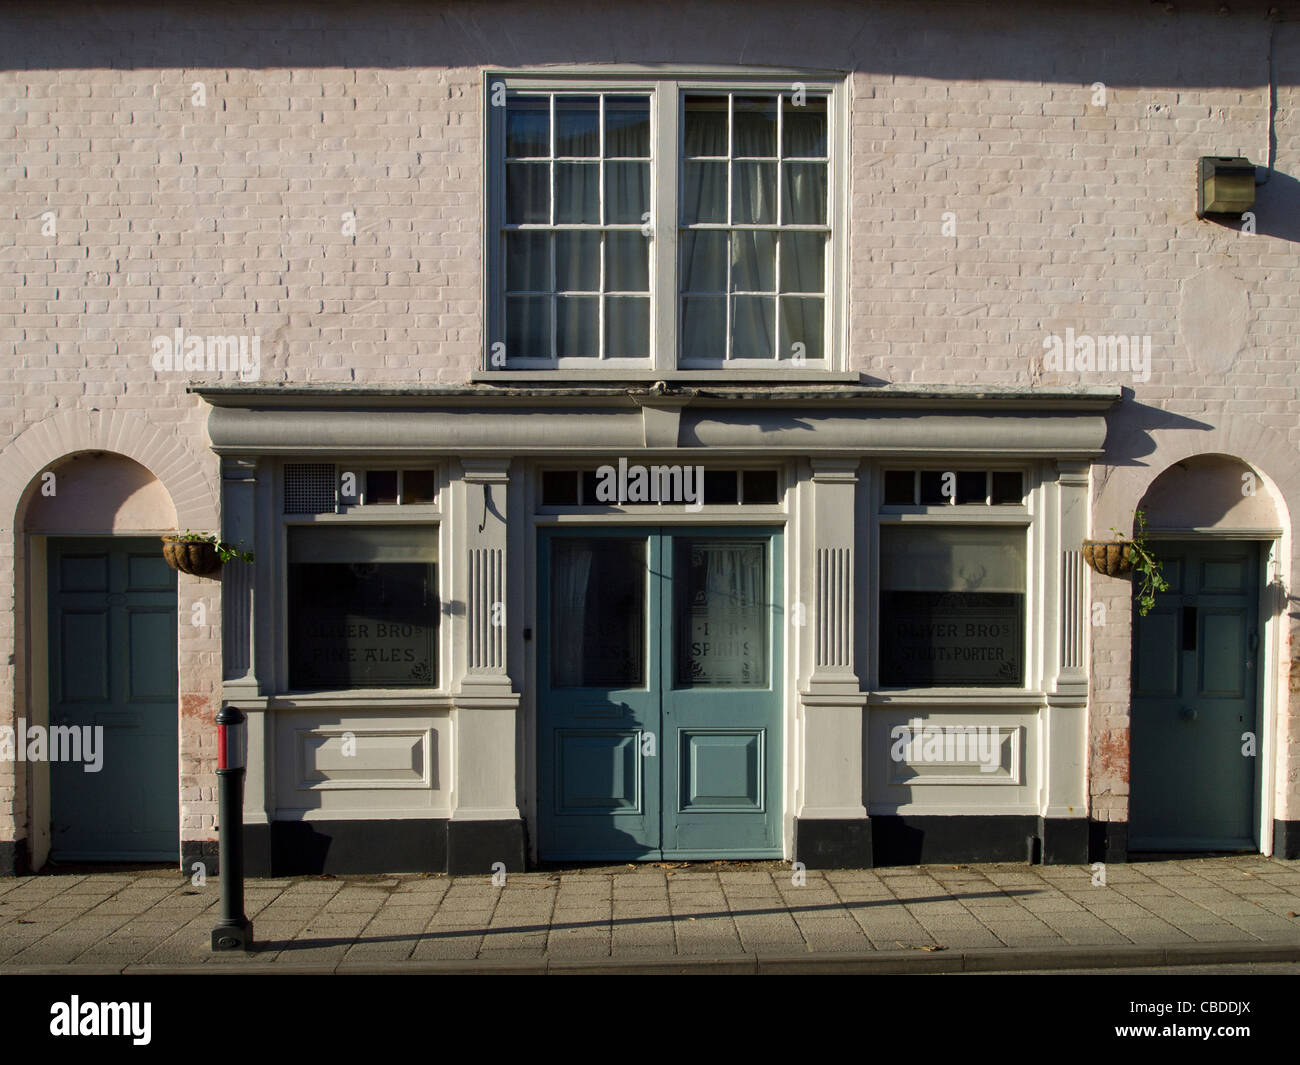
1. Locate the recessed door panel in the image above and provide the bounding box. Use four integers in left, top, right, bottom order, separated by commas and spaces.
557, 731, 642, 811
681, 730, 763, 810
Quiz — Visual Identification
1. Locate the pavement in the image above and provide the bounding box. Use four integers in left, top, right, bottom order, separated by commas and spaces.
2, 854, 1299, 974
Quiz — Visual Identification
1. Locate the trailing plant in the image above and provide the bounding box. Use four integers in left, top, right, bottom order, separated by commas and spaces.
1115, 509, 1168, 616
172, 530, 254, 564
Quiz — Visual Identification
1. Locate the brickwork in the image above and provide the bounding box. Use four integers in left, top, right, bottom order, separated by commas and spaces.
0, 0, 1296, 852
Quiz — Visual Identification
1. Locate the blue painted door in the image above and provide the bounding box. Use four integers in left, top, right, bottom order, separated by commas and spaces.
1130, 541, 1260, 852
539, 527, 782, 860
49, 538, 179, 861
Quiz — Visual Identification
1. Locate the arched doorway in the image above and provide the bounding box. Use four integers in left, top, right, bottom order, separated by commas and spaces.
23, 453, 180, 864
1128, 455, 1282, 853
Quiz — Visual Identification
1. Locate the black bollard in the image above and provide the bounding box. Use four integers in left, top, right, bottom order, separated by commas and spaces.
211, 705, 253, 951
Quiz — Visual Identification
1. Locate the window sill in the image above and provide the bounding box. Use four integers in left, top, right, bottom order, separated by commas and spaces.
867, 690, 1046, 706
470, 368, 862, 385
262, 691, 454, 710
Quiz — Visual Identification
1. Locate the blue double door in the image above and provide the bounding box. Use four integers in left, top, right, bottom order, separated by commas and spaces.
538, 527, 782, 860
48, 538, 179, 861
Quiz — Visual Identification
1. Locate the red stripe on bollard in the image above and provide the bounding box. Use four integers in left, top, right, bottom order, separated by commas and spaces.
218, 722, 228, 770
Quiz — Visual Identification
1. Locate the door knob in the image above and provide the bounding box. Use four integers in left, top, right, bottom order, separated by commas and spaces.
1179, 706, 1198, 721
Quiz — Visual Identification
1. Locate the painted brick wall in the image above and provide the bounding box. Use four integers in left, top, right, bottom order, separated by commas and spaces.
1, 0, 1297, 849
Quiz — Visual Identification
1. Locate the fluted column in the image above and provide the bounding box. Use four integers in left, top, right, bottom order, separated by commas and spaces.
448, 458, 522, 871
795, 458, 870, 866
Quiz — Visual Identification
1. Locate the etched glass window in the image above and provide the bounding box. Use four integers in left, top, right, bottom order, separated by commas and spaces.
879, 526, 1025, 687
675, 538, 768, 687
287, 526, 438, 689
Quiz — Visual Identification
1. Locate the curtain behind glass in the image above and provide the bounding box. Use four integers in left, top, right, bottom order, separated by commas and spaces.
551, 540, 593, 686
677, 539, 768, 686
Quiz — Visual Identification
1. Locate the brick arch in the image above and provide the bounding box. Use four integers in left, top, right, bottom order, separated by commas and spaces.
0, 409, 218, 533
1093, 423, 1296, 551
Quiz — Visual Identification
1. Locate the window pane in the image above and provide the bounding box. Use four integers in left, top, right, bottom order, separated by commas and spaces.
919, 471, 948, 504
731, 230, 776, 292
506, 162, 549, 224
542, 470, 579, 506
733, 96, 777, 157
605, 95, 650, 157
505, 295, 551, 358
551, 538, 646, 688
288, 526, 438, 690
555, 230, 600, 291
505, 231, 550, 291
991, 472, 1024, 504
883, 470, 915, 505
554, 96, 599, 157
741, 470, 779, 504
878, 526, 1026, 687
682, 295, 726, 359
556, 295, 599, 357
956, 471, 988, 504
778, 296, 823, 361
683, 95, 728, 156
680, 231, 728, 292
506, 97, 549, 157
607, 296, 649, 357
682, 160, 727, 223
782, 161, 827, 224
402, 469, 437, 504
605, 160, 649, 224
732, 294, 775, 358
365, 470, 397, 504
779, 232, 825, 292
733, 161, 777, 224
675, 538, 768, 687
783, 95, 827, 157
605, 232, 649, 291
702, 470, 739, 504
555, 162, 599, 223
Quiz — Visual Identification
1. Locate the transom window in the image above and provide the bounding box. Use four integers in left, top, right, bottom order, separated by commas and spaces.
487, 74, 842, 372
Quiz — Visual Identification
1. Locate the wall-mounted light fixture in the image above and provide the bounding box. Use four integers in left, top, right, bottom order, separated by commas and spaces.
1197, 156, 1256, 218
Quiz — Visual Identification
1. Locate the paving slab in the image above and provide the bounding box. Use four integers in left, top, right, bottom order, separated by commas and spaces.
1, 855, 1298, 971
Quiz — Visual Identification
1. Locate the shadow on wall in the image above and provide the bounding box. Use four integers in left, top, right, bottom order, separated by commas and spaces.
1099, 393, 1213, 470
1202, 170, 1300, 243
1248, 171, 1300, 243
0, 1, 1295, 93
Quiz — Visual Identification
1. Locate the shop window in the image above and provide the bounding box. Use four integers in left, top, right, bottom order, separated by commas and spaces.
878, 525, 1025, 687
287, 525, 438, 690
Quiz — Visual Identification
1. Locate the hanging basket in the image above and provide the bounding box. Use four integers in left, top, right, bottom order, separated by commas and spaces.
1081, 539, 1135, 577
161, 536, 223, 577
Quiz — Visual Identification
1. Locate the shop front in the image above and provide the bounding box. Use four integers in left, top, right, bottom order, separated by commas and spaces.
199, 381, 1116, 874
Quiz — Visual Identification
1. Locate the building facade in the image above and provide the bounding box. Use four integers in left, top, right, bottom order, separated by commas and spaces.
1, 1, 1296, 876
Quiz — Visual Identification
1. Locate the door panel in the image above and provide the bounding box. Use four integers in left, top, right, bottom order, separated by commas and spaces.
538, 527, 782, 860
663, 534, 781, 856
538, 532, 659, 859
1130, 540, 1259, 852
49, 537, 179, 862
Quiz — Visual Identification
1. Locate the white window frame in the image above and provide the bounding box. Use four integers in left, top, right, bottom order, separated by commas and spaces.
483, 68, 849, 376
272, 460, 449, 699
872, 463, 1037, 694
